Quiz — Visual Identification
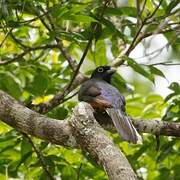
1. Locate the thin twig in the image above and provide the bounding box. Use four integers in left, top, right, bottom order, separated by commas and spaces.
0, 28, 13, 48
141, 25, 180, 39
148, 0, 164, 19
113, 0, 169, 67
10, 32, 29, 49
56, 40, 77, 71
135, 0, 141, 25
139, 0, 147, 17
141, 62, 180, 66
124, 0, 166, 57
19, 10, 51, 25
0, 51, 27, 65
146, 6, 179, 24
134, 43, 169, 59
0, 44, 59, 65
22, 133, 55, 180
125, 19, 146, 56
40, 6, 77, 71
77, 163, 82, 180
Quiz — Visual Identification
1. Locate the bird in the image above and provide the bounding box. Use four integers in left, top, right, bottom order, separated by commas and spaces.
78, 65, 142, 144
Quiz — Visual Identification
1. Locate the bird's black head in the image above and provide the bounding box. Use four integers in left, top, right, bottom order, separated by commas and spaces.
91, 66, 116, 83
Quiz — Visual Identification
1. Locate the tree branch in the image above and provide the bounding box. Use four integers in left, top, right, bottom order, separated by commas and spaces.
0, 90, 180, 178
71, 102, 138, 180
94, 112, 180, 137
0, 90, 180, 145
0, 90, 76, 147
0, 90, 137, 179
0, 28, 13, 48
0, 44, 60, 65
125, 0, 163, 57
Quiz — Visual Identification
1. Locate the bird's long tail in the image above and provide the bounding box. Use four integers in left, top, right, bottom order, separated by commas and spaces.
106, 108, 142, 144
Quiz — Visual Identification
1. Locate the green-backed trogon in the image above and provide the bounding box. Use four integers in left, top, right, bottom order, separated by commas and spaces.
78, 66, 142, 144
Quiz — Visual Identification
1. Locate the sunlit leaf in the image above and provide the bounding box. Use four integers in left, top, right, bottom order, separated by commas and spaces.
149, 66, 166, 78
126, 57, 154, 82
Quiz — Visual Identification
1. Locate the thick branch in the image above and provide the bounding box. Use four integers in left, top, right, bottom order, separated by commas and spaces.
133, 119, 180, 137
0, 90, 76, 147
0, 90, 137, 179
71, 102, 137, 180
0, 90, 179, 149
0, 90, 180, 178
95, 112, 180, 137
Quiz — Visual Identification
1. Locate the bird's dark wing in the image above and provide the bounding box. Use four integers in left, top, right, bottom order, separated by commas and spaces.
100, 85, 142, 144
78, 81, 100, 100
84, 85, 101, 97
78, 81, 112, 109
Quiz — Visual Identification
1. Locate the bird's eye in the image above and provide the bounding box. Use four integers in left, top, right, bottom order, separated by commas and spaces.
98, 67, 104, 72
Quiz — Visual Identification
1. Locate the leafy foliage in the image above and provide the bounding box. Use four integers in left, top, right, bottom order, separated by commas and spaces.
0, 0, 179, 179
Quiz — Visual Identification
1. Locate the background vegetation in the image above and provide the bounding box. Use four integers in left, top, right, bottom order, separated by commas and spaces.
0, 0, 179, 179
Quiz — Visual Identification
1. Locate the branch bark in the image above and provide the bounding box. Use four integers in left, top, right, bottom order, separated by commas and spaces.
95, 112, 180, 137
71, 102, 137, 180
0, 90, 137, 179
0, 90, 179, 147
0, 90, 180, 178
0, 90, 76, 147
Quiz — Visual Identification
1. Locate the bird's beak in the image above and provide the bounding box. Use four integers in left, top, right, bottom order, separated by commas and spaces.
107, 68, 116, 74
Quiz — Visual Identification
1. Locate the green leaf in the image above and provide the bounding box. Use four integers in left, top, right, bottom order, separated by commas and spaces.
49, 30, 87, 42
157, 140, 176, 162
62, 167, 76, 179
126, 57, 154, 82
101, 18, 126, 41
164, 92, 176, 102
145, 94, 164, 104
149, 66, 166, 78
63, 15, 95, 23
126, 105, 143, 117
111, 73, 133, 93
132, 146, 149, 161
29, 72, 49, 96
93, 40, 108, 66
104, 7, 137, 17
48, 107, 68, 120
168, 82, 180, 94
0, 130, 18, 142
0, 72, 21, 99
21, 137, 32, 156
51, 5, 69, 18
173, 164, 180, 179
158, 167, 171, 179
